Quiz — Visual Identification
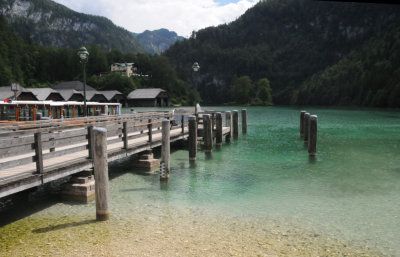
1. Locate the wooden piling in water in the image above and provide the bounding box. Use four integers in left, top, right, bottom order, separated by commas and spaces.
160, 120, 170, 180
303, 112, 310, 144
232, 110, 239, 139
300, 110, 306, 138
216, 112, 223, 147
242, 109, 247, 134
93, 127, 110, 221
203, 114, 213, 153
225, 111, 232, 143
188, 115, 197, 161
308, 115, 318, 156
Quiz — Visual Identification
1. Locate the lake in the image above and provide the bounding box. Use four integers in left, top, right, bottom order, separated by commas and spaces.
0, 106, 399, 256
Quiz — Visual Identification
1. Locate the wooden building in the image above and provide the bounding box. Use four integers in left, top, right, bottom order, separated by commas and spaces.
127, 88, 169, 107
0, 86, 38, 101
28, 88, 64, 101
101, 90, 127, 106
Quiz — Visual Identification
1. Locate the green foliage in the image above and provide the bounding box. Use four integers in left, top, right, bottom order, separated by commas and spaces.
165, 0, 400, 106
230, 76, 253, 104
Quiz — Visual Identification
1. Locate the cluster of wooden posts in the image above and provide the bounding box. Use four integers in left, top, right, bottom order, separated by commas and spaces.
300, 111, 318, 156
92, 109, 248, 221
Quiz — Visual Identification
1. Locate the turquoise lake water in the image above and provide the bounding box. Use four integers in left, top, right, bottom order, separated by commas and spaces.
1, 106, 400, 256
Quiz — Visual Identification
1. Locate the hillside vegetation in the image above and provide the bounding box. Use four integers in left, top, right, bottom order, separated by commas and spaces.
165, 0, 400, 107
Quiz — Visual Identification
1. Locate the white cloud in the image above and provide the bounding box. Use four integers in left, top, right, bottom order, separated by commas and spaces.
52, 0, 258, 37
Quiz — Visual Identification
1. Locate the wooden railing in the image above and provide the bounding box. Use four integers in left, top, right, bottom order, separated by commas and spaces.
0, 111, 192, 181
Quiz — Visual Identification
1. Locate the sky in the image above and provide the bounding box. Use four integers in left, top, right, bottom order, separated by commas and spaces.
51, 0, 259, 37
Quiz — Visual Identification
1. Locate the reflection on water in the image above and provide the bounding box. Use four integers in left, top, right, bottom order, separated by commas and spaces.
1, 106, 400, 256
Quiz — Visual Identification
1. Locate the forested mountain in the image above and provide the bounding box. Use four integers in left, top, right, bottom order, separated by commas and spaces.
0, 15, 199, 105
0, 0, 144, 53
133, 29, 184, 55
165, 0, 400, 107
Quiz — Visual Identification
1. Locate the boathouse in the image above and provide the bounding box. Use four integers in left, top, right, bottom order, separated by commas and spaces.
0, 86, 38, 101
53, 81, 96, 91
57, 89, 84, 101
28, 88, 64, 101
102, 90, 127, 106
127, 88, 169, 107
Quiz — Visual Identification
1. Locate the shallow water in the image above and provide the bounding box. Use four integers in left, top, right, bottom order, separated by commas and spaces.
1, 106, 400, 256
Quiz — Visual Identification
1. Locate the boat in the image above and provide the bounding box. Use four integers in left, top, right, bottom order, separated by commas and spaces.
0, 100, 121, 122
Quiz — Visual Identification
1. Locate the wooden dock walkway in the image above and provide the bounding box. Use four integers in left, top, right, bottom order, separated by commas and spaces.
0, 111, 231, 199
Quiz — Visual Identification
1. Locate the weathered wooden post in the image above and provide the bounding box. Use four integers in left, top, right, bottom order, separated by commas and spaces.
216, 112, 223, 147
232, 110, 239, 139
148, 119, 152, 143
123, 121, 128, 149
242, 109, 247, 134
34, 132, 44, 175
308, 115, 318, 156
93, 127, 110, 221
88, 126, 95, 159
300, 111, 306, 138
181, 115, 185, 134
225, 111, 232, 143
203, 114, 213, 153
188, 116, 197, 161
160, 120, 170, 180
303, 112, 310, 145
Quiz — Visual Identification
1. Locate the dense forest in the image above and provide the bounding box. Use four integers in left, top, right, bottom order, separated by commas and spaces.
165, 0, 400, 107
0, 15, 200, 105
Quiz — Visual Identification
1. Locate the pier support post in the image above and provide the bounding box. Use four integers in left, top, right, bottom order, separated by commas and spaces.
188, 116, 197, 161
160, 120, 170, 180
216, 112, 223, 147
303, 113, 310, 145
242, 109, 247, 134
232, 110, 239, 139
225, 111, 232, 143
203, 114, 213, 153
123, 122, 128, 149
308, 115, 318, 156
181, 115, 185, 134
34, 132, 44, 174
88, 126, 95, 159
93, 127, 110, 221
300, 111, 306, 138
148, 119, 152, 143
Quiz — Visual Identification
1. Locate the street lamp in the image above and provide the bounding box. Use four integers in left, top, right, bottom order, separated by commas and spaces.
192, 62, 200, 72
77, 46, 89, 116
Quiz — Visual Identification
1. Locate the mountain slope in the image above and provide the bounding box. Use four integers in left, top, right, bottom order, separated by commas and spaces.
0, 0, 144, 53
165, 0, 400, 105
133, 29, 184, 55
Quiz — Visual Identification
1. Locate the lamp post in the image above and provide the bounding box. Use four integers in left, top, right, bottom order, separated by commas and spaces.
192, 62, 200, 72
77, 46, 89, 116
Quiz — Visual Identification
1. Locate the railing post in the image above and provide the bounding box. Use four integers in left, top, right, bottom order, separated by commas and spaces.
148, 119, 152, 143
203, 114, 213, 153
123, 121, 128, 149
308, 115, 318, 156
181, 115, 185, 134
216, 112, 223, 147
300, 110, 306, 138
241, 109, 247, 134
188, 116, 197, 161
88, 126, 94, 159
225, 111, 232, 143
34, 132, 44, 174
232, 110, 239, 139
160, 120, 170, 180
304, 113, 310, 145
93, 127, 109, 221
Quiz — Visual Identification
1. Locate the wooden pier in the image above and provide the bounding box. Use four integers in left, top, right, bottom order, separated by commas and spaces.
0, 109, 234, 199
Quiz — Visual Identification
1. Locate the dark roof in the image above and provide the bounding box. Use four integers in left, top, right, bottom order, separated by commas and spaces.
0, 86, 38, 100
127, 88, 167, 99
52, 81, 96, 91
56, 89, 84, 100
100, 90, 124, 101
28, 88, 64, 101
